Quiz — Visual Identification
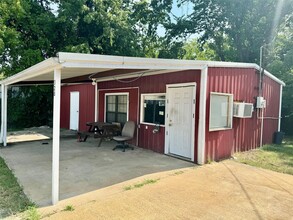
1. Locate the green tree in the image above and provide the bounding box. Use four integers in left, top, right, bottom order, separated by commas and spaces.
170, 0, 293, 63
267, 13, 293, 134
182, 38, 218, 60
0, 0, 57, 77
53, 0, 143, 56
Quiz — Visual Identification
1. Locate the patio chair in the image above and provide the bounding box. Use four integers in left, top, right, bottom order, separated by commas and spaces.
112, 121, 135, 152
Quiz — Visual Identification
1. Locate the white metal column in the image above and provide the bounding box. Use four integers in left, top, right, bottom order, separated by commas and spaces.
52, 68, 61, 205
94, 83, 98, 121
3, 85, 7, 146
197, 66, 208, 165
0, 85, 8, 146
0, 85, 4, 144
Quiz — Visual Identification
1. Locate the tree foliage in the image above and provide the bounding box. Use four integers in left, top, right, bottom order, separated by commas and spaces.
170, 0, 293, 63
267, 13, 293, 134
7, 86, 53, 129
0, 0, 292, 133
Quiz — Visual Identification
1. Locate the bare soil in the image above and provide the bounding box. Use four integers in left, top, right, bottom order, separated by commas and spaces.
36, 160, 293, 220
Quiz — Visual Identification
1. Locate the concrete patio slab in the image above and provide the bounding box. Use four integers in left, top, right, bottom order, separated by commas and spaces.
0, 137, 193, 206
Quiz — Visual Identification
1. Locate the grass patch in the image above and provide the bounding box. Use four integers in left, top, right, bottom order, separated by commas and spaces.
0, 156, 35, 218
63, 205, 75, 212
124, 179, 159, 191
25, 206, 40, 220
233, 137, 293, 175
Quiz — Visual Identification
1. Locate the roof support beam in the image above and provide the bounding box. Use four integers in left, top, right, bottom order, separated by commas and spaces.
52, 68, 61, 205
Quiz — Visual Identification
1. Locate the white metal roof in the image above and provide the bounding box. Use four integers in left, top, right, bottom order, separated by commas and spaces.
0, 52, 285, 86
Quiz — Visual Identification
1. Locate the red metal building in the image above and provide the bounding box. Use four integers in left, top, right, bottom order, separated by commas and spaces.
60, 59, 283, 164
1, 53, 284, 205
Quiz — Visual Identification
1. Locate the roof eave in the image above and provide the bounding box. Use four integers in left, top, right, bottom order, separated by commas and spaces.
0, 58, 61, 85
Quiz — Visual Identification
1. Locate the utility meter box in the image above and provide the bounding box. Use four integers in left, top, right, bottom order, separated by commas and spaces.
256, 96, 266, 108
233, 102, 254, 118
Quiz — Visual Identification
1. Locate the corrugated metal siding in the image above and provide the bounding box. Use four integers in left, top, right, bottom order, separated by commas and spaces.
206, 68, 280, 161
98, 70, 201, 156
262, 76, 281, 144
61, 84, 95, 131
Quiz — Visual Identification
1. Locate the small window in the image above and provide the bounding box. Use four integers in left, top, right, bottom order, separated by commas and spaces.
141, 94, 165, 125
105, 94, 128, 124
209, 92, 233, 131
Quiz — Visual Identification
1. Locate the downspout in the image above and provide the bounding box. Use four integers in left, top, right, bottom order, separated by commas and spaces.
197, 65, 208, 165
278, 85, 283, 131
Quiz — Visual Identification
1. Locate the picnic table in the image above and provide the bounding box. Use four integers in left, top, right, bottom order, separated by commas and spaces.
77, 122, 121, 147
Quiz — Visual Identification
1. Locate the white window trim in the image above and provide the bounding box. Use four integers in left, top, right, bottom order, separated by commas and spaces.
209, 92, 233, 131
104, 92, 129, 123
140, 93, 166, 126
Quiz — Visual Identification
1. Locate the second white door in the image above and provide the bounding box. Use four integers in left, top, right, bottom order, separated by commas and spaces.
70, 92, 80, 130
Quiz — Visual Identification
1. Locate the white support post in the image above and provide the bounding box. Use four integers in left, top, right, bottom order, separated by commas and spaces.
3, 85, 7, 146
278, 85, 283, 132
0, 85, 4, 144
94, 83, 98, 122
52, 68, 61, 205
197, 66, 208, 165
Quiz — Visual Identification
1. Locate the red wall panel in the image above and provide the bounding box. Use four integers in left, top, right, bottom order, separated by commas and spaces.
61, 84, 95, 131
98, 70, 201, 157
262, 76, 281, 144
206, 68, 281, 161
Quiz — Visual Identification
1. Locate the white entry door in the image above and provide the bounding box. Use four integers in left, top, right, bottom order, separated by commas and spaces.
70, 92, 80, 130
166, 85, 195, 159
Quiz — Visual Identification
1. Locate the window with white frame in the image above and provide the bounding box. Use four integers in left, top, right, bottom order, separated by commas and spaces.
141, 94, 165, 125
105, 94, 128, 124
209, 92, 233, 131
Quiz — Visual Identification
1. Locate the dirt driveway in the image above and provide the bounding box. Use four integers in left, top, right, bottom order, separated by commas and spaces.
38, 160, 293, 220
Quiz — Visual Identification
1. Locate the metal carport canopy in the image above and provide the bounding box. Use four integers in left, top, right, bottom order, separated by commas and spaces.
0, 52, 285, 206
0, 52, 209, 206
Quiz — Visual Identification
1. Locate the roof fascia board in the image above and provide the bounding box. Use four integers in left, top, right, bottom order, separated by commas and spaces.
0, 58, 61, 85
255, 66, 285, 86
59, 53, 284, 85
61, 61, 203, 70
58, 52, 261, 69
58, 52, 204, 70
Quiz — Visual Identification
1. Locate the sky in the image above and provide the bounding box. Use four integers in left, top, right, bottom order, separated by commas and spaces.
157, 0, 193, 36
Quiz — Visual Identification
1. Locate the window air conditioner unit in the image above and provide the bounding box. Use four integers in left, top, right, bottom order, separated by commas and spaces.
233, 102, 254, 118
